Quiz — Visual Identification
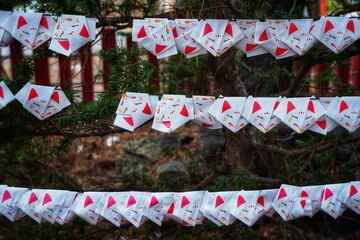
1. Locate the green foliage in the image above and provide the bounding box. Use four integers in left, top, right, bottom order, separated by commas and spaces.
207, 169, 255, 192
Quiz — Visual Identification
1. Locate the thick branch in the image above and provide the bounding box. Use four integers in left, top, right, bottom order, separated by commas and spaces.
222, 0, 248, 19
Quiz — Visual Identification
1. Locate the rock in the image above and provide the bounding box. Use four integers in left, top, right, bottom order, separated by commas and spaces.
198, 128, 225, 160
124, 135, 184, 163
116, 153, 150, 183
156, 160, 189, 189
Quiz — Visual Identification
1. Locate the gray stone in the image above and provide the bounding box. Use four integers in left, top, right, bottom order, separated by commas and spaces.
156, 159, 189, 177
116, 153, 150, 180
124, 135, 183, 162
198, 128, 225, 159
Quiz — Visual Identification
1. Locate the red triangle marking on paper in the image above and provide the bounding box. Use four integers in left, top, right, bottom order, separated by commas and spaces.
172, 27, 178, 38
107, 196, 116, 209
257, 196, 264, 207
316, 120, 327, 130
310, 24, 315, 32
286, 101, 296, 114
155, 44, 167, 54
28, 192, 38, 205
167, 202, 175, 214
347, 20, 355, 34
137, 26, 147, 39
42, 193, 52, 206
79, 25, 90, 38
123, 116, 134, 126
245, 43, 257, 52
142, 102, 152, 115
28, 88, 38, 101
215, 195, 224, 208
181, 220, 190, 226
163, 121, 171, 128
127, 195, 137, 208
149, 196, 159, 208
274, 101, 280, 110
84, 195, 94, 208
225, 23, 233, 37
308, 101, 315, 113
259, 29, 269, 42
59, 40, 70, 51
51, 91, 60, 104
339, 100, 349, 113
324, 20, 335, 34
275, 47, 288, 56
40, 16, 49, 30
300, 199, 306, 209
202, 123, 214, 128
2, 190, 11, 203
222, 100, 231, 113
324, 188, 333, 201
237, 195, 246, 207
0, 86, 3, 99
252, 101, 262, 114
185, 45, 197, 54
288, 22, 299, 35
300, 190, 309, 198
277, 188, 287, 200
203, 23, 213, 36
181, 196, 190, 208
17, 16, 27, 29
350, 185, 358, 198
179, 104, 189, 117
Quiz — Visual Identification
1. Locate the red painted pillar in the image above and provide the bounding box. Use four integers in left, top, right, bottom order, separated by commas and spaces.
80, 43, 94, 102
58, 55, 72, 89
33, 47, 50, 86
309, 63, 328, 95
126, 35, 136, 49
147, 52, 160, 89
101, 26, 117, 90
9, 41, 23, 78
349, 55, 360, 92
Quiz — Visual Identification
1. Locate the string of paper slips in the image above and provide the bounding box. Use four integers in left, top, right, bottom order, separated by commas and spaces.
1, 82, 360, 134
0, 10, 360, 58
0, 182, 359, 226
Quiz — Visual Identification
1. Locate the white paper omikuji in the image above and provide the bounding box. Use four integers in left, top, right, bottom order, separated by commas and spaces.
35, 189, 69, 224
208, 96, 248, 133
339, 181, 360, 214
272, 184, 302, 221
273, 97, 326, 133
202, 191, 237, 226
132, 18, 177, 59
0, 185, 6, 216
311, 17, 360, 54
171, 19, 207, 58
243, 96, 282, 133
192, 96, 222, 129
308, 97, 338, 135
118, 192, 149, 228
171, 191, 204, 226
199, 191, 223, 226
49, 15, 96, 56
282, 19, 316, 56
0, 187, 28, 222
294, 185, 323, 218
74, 192, 104, 225
321, 183, 347, 219
252, 189, 278, 223
143, 192, 174, 226
191, 20, 244, 57
95, 192, 124, 227
17, 189, 45, 223
0, 11, 14, 47
227, 190, 259, 226
326, 96, 360, 132
15, 83, 71, 120
0, 81, 15, 109
152, 95, 194, 133
254, 20, 297, 59
114, 92, 158, 132
55, 191, 78, 225
235, 20, 268, 57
